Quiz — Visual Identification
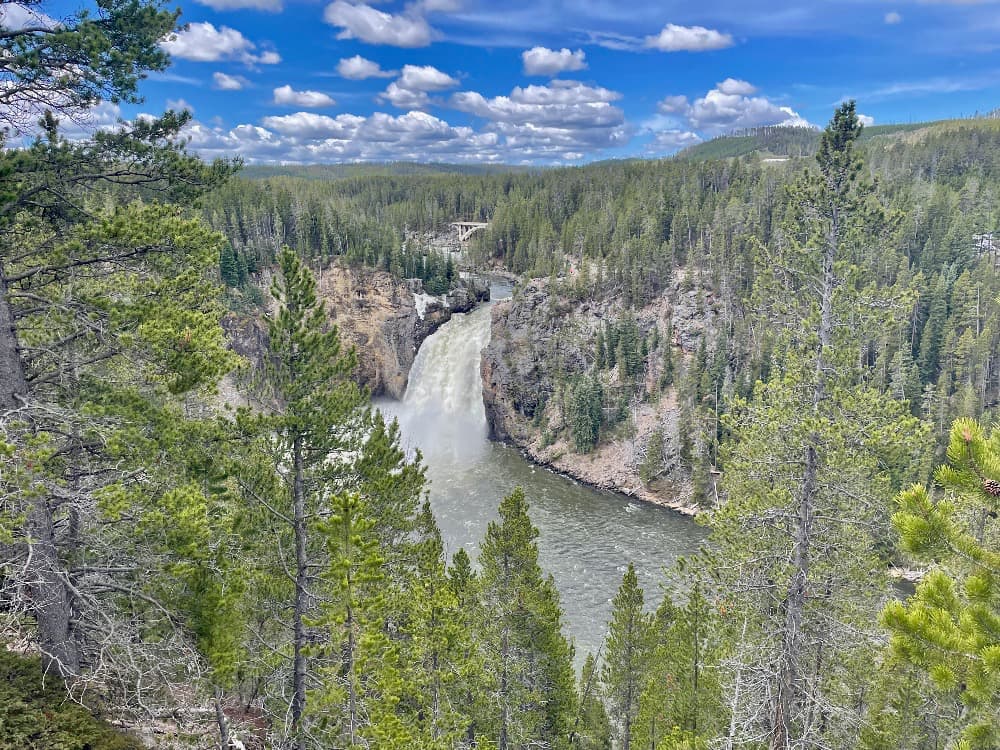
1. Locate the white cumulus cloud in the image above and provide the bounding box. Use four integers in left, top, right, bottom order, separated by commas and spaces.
398, 64, 459, 91
213, 72, 249, 90
166, 98, 194, 113
379, 82, 432, 109
448, 80, 628, 158
260, 112, 362, 139
657, 95, 689, 114
858, 113, 875, 126
645, 23, 734, 52
522, 46, 587, 76
161, 22, 280, 66
451, 80, 622, 127
379, 64, 459, 110
686, 79, 810, 133
884, 11, 902, 24
0, 2, 58, 32
337, 55, 396, 80
645, 79, 813, 153
180, 79, 631, 164
716, 78, 757, 96
273, 85, 336, 108
323, 1, 432, 47
186, 110, 503, 163
651, 130, 702, 151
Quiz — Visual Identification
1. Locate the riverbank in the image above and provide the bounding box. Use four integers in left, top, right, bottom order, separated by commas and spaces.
497, 393, 704, 516
511, 441, 702, 516
479, 276, 714, 519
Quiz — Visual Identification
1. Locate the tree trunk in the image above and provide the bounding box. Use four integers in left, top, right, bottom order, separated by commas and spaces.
771, 213, 837, 750
215, 687, 231, 750
291, 436, 308, 750
0, 267, 28, 410
2, 264, 80, 679
497, 627, 510, 750
25, 497, 81, 678
345, 601, 358, 747
772, 442, 816, 750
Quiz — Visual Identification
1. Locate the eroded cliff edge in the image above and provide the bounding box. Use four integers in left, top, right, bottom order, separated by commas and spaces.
481, 272, 719, 515
222, 265, 486, 401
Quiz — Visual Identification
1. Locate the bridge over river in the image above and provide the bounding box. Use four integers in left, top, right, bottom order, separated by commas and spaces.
450, 221, 489, 242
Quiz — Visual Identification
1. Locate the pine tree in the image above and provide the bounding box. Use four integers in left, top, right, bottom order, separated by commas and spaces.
405, 502, 476, 748
569, 376, 603, 453
0, 0, 235, 692
918, 273, 950, 385
220, 243, 240, 287
660, 341, 676, 391
633, 575, 724, 749
640, 429, 666, 486
478, 487, 578, 750
596, 329, 607, 370
448, 548, 488, 747
0, 203, 236, 708
573, 653, 612, 750
602, 563, 650, 750
859, 656, 960, 750
881, 418, 1000, 748
0, 0, 178, 138
353, 411, 427, 568
239, 247, 368, 748
311, 492, 413, 749
710, 103, 928, 749
616, 315, 642, 380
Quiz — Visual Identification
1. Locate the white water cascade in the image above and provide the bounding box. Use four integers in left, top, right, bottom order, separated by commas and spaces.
390, 305, 493, 463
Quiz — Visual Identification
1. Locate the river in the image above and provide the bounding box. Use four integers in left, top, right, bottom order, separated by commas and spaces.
377, 286, 706, 660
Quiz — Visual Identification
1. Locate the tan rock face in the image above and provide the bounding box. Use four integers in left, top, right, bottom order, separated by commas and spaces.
315, 265, 421, 399
223, 264, 453, 401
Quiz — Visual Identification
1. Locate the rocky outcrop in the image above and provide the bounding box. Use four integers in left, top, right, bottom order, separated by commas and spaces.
218, 313, 269, 409
415, 298, 452, 342
316, 266, 423, 398
447, 276, 490, 313
223, 266, 490, 400
481, 281, 590, 442
481, 270, 719, 515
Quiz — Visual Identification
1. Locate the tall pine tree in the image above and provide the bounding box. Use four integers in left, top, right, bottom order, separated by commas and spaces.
602, 562, 650, 750
238, 247, 368, 748
478, 487, 578, 750
710, 102, 927, 749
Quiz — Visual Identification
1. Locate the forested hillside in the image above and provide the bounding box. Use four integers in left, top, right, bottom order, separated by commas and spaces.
1, 2, 998, 749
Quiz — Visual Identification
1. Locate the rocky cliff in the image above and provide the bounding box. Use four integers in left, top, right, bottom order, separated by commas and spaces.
223, 265, 488, 400
318, 266, 426, 399
481, 271, 719, 514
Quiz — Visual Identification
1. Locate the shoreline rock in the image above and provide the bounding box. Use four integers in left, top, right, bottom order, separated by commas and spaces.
511, 442, 703, 517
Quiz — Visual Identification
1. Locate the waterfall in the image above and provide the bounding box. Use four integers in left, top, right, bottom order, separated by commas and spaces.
377, 285, 705, 662
387, 305, 493, 462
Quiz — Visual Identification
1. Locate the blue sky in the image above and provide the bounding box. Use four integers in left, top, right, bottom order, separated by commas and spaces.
25, 0, 1000, 163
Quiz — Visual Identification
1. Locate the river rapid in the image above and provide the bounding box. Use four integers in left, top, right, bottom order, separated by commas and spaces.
376, 283, 706, 660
